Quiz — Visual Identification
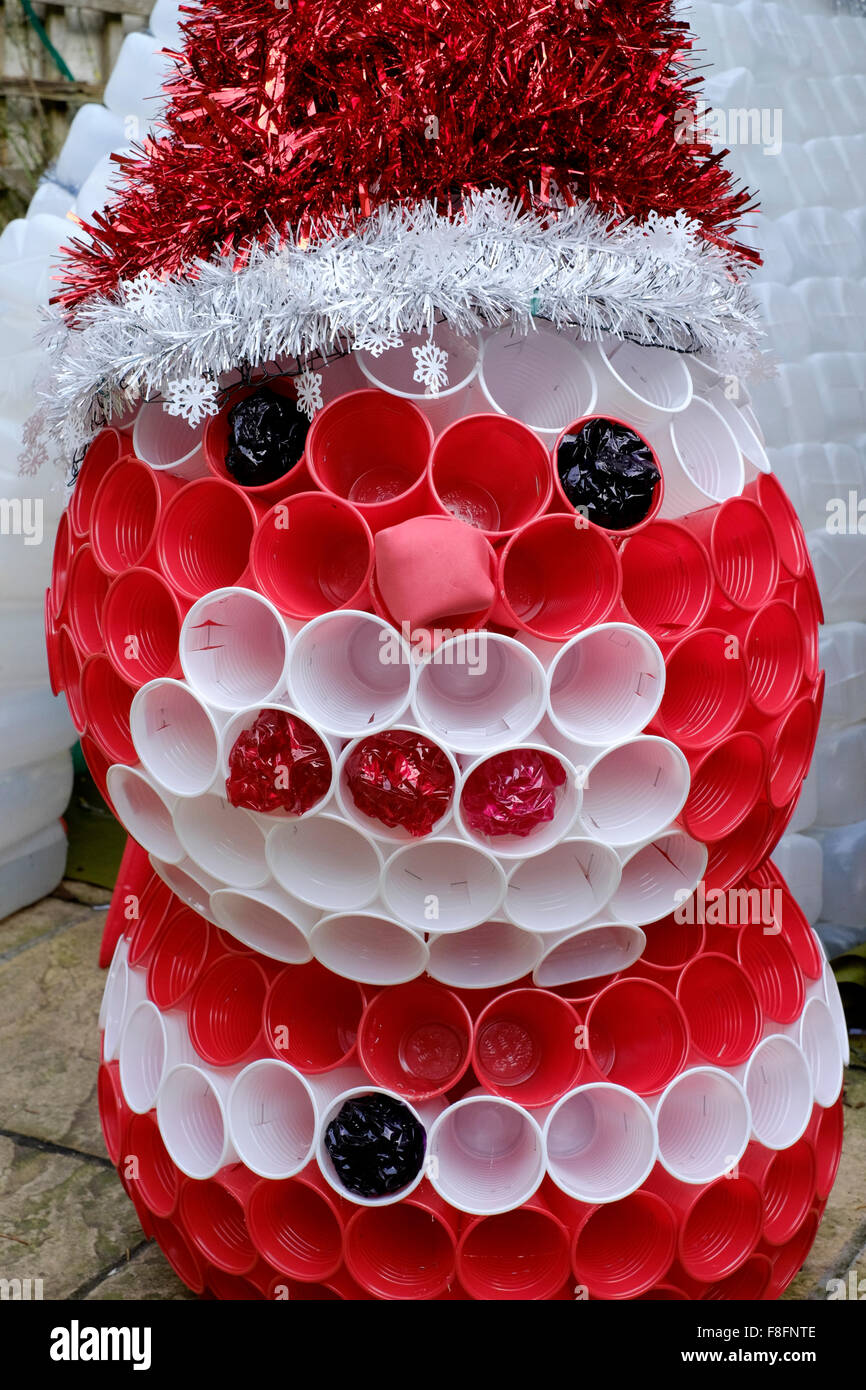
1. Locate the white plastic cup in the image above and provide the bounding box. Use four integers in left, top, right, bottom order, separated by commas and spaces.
219, 703, 336, 813
544, 1083, 657, 1203
310, 911, 429, 986
738, 1034, 813, 1151
156, 1062, 241, 1180
609, 831, 708, 927
412, 633, 547, 756
478, 323, 597, 444
589, 340, 693, 427
532, 920, 646, 989
101, 940, 148, 1062
654, 397, 745, 518
380, 837, 507, 933
266, 815, 383, 911
174, 794, 269, 889
119, 1000, 195, 1114
544, 624, 666, 747
356, 325, 481, 435
505, 838, 621, 934
426, 919, 543, 990
99, 936, 128, 1032
335, 724, 459, 843
133, 400, 210, 480
798, 998, 844, 1109
653, 1067, 751, 1185
822, 957, 850, 1068
229, 1060, 369, 1181
287, 610, 413, 737
426, 1095, 545, 1215
147, 855, 221, 924
179, 588, 291, 712
105, 765, 184, 864
209, 884, 317, 964
130, 678, 223, 797
704, 385, 770, 478
579, 736, 690, 848
455, 744, 581, 860
316, 1084, 439, 1207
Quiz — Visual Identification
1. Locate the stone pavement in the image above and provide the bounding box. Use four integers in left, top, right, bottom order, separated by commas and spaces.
0, 880, 863, 1302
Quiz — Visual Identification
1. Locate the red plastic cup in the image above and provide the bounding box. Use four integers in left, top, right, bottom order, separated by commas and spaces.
741, 1139, 815, 1247
793, 569, 823, 682
646, 1167, 763, 1283
634, 912, 706, 975
204, 1267, 264, 1300
250, 492, 374, 619
809, 1100, 843, 1202
357, 980, 472, 1101
763, 1207, 819, 1299
677, 954, 762, 1065
744, 472, 807, 580
429, 413, 553, 542
650, 628, 748, 751
571, 1190, 677, 1298
44, 590, 61, 696
69, 427, 127, 537
98, 837, 152, 968
472, 989, 582, 1107
150, 1213, 205, 1294
703, 799, 775, 892
247, 1162, 345, 1281
305, 389, 434, 531
146, 907, 217, 1010
742, 601, 805, 717
772, 879, 824, 981
90, 456, 181, 575
204, 378, 313, 506
552, 413, 664, 537
79, 734, 116, 814
125, 1110, 180, 1218
50, 509, 72, 621
618, 519, 713, 642
767, 696, 820, 809
457, 1196, 571, 1301
102, 568, 187, 685
127, 874, 175, 968
267, 1270, 373, 1301
681, 732, 765, 841
682, 497, 780, 613
497, 513, 622, 640
67, 544, 109, 655
547, 971, 620, 1006
701, 1253, 773, 1300
156, 478, 260, 600
188, 955, 269, 1067
635, 1283, 690, 1301
585, 978, 690, 1096
737, 927, 805, 1026
264, 960, 365, 1072
345, 1182, 459, 1299
58, 625, 85, 732
80, 654, 136, 764
179, 1163, 259, 1274
97, 1059, 127, 1165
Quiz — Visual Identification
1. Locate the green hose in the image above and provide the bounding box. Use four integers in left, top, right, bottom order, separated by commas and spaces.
19, 0, 76, 83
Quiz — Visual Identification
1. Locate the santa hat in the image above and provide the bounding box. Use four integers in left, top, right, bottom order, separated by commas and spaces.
40, 0, 762, 458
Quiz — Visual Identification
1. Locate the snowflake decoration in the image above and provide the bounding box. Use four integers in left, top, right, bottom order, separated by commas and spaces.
412, 341, 449, 396
121, 270, 160, 319
642, 209, 703, 261
353, 325, 404, 358
295, 369, 323, 420
17, 409, 47, 477
163, 375, 220, 426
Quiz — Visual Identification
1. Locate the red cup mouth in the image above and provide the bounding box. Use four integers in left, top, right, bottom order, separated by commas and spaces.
547, 971, 620, 1004
188, 956, 268, 1066
765, 1208, 819, 1297
737, 927, 805, 1026
179, 1177, 258, 1273
637, 912, 706, 971
768, 698, 819, 809
652, 628, 748, 750
676, 953, 762, 1065
306, 389, 434, 512
247, 1172, 344, 1281
703, 799, 774, 892
250, 492, 374, 619
761, 1140, 815, 1247
151, 1214, 205, 1293
811, 1101, 843, 1201
457, 1207, 570, 1300
58, 626, 85, 732
744, 602, 805, 716
429, 413, 554, 541
678, 1176, 762, 1282
70, 428, 126, 537
205, 1269, 263, 1300
203, 377, 307, 496
707, 498, 780, 610
157, 478, 259, 600
552, 413, 664, 537
682, 732, 766, 841
50, 510, 72, 619
472, 989, 581, 1106
79, 735, 116, 813
127, 875, 175, 968
747, 473, 807, 580
103, 568, 185, 685
358, 980, 472, 1100
80, 654, 136, 764
264, 960, 365, 1071
793, 576, 822, 684
585, 978, 690, 1095
97, 1060, 126, 1165
370, 515, 497, 634
126, 1111, 180, 1218
346, 1201, 458, 1299
773, 883, 823, 980
619, 520, 713, 641
572, 1192, 677, 1298
45, 590, 61, 696
498, 513, 622, 640
67, 544, 109, 655
147, 908, 214, 1009
702, 1253, 773, 1301
91, 457, 175, 574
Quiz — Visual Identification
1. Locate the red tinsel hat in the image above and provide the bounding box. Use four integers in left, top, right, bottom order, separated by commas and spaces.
40, 0, 762, 459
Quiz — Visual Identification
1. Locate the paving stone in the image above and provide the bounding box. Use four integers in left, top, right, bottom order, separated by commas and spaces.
56, 880, 113, 908
0, 915, 106, 1155
85, 1240, 198, 1301
0, 1136, 144, 1300
0, 894, 97, 959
